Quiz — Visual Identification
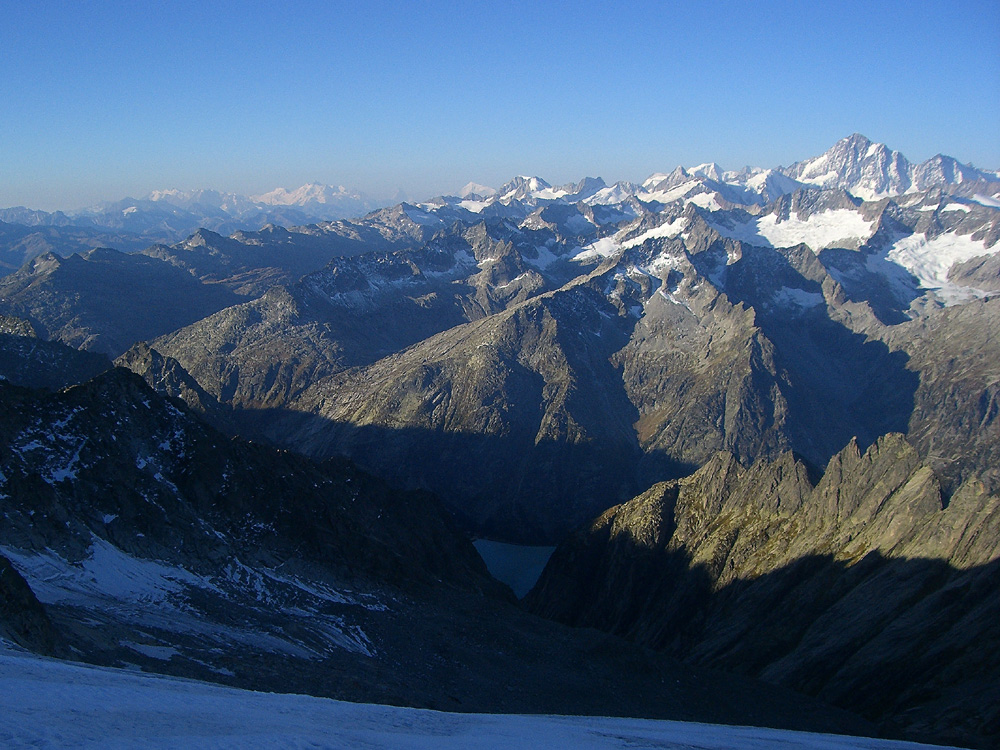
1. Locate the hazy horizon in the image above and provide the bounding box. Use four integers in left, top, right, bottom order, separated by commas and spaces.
3, 0, 998, 212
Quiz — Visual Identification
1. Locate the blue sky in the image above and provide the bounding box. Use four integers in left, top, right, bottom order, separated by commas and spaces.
2, 0, 998, 210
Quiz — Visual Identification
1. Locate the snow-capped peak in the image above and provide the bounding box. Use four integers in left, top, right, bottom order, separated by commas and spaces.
458, 182, 497, 199
686, 163, 724, 182
252, 183, 358, 207
497, 176, 554, 202
558, 177, 608, 201
145, 188, 237, 210
782, 134, 911, 199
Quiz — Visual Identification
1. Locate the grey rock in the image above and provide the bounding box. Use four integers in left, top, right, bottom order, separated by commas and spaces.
526, 435, 1000, 747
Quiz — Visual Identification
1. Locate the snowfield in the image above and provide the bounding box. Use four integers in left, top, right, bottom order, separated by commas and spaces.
710, 209, 876, 251
0, 648, 957, 750
886, 231, 994, 299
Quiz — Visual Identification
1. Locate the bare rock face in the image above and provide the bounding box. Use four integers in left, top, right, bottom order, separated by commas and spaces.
116, 181, 999, 548
115, 342, 227, 420
0, 554, 64, 656
878, 297, 1000, 493
526, 435, 1000, 748
271, 284, 646, 543
0, 368, 502, 685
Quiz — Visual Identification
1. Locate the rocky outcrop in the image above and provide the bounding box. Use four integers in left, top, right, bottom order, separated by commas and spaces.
115, 342, 229, 422
0, 554, 64, 656
0, 368, 494, 593
525, 435, 1000, 748
10, 182, 999, 553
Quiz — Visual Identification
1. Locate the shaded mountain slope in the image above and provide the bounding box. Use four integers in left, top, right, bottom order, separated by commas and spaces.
877, 297, 1000, 492
0, 250, 240, 357
140, 225, 373, 298
0, 369, 870, 738
146, 221, 554, 410
0, 554, 65, 656
138, 190, 994, 544
270, 281, 645, 542
0, 315, 111, 390
0, 219, 150, 275
525, 435, 1000, 747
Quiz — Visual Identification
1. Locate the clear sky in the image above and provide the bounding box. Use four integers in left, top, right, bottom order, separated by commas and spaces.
2, 0, 998, 210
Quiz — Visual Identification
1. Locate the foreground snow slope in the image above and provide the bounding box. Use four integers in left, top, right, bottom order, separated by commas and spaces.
0, 648, 954, 750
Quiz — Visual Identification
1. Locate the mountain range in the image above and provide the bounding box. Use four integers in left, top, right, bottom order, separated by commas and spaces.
0, 183, 392, 258
1, 133, 999, 747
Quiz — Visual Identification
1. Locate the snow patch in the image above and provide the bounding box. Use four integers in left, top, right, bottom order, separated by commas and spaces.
642, 180, 700, 203
524, 245, 562, 269
122, 641, 180, 661
402, 206, 442, 226
621, 217, 688, 249
971, 193, 1000, 209
458, 199, 490, 213
772, 287, 825, 310
886, 231, 995, 300
0, 538, 214, 606
0, 647, 954, 749
573, 237, 620, 262
584, 184, 637, 206
688, 192, 722, 210
645, 252, 684, 275
712, 209, 876, 251
495, 273, 529, 290
532, 186, 570, 201
658, 287, 694, 312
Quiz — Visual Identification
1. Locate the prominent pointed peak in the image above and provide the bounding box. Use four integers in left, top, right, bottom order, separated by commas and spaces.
842, 132, 874, 147
641, 166, 693, 192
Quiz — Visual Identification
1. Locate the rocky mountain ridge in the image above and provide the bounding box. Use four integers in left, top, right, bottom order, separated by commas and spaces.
3, 134, 996, 276
124, 173, 1000, 541
525, 434, 1000, 747
452, 133, 1000, 212
0, 347, 870, 736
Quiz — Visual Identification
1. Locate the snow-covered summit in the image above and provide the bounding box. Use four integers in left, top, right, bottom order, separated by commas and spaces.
458, 182, 497, 199
686, 162, 724, 182
780, 133, 1000, 201
497, 176, 555, 202
252, 183, 362, 207
146, 188, 258, 214
635, 134, 999, 207
782, 133, 911, 199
